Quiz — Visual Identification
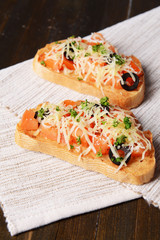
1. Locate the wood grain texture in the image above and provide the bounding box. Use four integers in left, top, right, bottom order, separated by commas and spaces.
0, 0, 160, 239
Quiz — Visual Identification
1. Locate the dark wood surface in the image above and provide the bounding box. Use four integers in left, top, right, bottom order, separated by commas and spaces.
0, 0, 160, 239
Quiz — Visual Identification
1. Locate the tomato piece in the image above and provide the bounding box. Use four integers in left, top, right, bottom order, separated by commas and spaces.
90, 122, 95, 128
108, 45, 116, 53
129, 61, 140, 73
71, 128, 90, 147
125, 76, 134, 87
86, 73, 96, 83
39, 125, 58, 141
45, 58, 62, 71
63, 100, 76, 106
104, 76, 121, 89
21, 110, 38, 131
63, 100, 81, 107
91, 32, 105, 42
132, 149, 144, 158
93, 135, 112, 155
63, 56, 75, 70
38, 53, 45, 62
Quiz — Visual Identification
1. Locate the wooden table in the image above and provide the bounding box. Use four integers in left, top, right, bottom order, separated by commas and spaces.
0, 0, 160, 239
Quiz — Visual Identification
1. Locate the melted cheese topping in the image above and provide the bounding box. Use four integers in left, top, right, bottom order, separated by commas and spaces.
35, 100, 151, 171
42, 33, 143, 92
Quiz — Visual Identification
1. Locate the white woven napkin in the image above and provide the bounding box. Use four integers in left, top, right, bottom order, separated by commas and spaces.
0, 6, 160, 235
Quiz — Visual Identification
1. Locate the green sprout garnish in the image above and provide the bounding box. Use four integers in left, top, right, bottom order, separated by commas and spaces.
115, 135, 127, 146
76, 117, 81, 122
85, 53, 91, 57
113, 118, 120, 127
77, 77, 83, 81
123, 117, 132, 129
40, 61, 46, 66
96, 149, 103, 157
92, 43, 103, 52
76, 136, 81, 145
69, 109, 78, 118
114, 54, 125, 65
56, 106, 61, 111
111, 157, 123, 163
81, 99, 89, 109
100, 97, 109, 107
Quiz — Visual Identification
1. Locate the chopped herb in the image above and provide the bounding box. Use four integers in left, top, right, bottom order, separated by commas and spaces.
85, 53, 91, 57
113, 118, 120, 127
92, 43, 102, 52
114, 54, 125, 65
55, 41, 62, 44
70, 145, 74, 149
96, 149, 103, 157
77, 77, 83, 81
111, 157, 123, 163
69, 35, 75, 38
40, 60, 46, 66
76, 136, 81, 145
99, 45, 107, 54
56, 106, 61, 111
115, 135, 127, 146
71, 41, 76, 45
76, 117, 80, 122
69, 109, 78, 118
100, 49, 107, 54
100, 96, 109, 107
81, 99, 89, 109
37, 108, 45, 119
123, 117, 132, 129
76, 45, 82, 50
102, 121, 106, 125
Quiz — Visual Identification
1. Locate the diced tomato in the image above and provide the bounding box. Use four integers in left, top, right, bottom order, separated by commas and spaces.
86, 73, 96, 83
63, 113, 71, 117
104, 76, 121, 89
91, 32, 105, 42
39, 125, 58, 141
63, 56, 75, 70
38, 53, 45, 62
38, 53, 62, 71
126, 76, 134, 87
117, 149, 125, 158
93, 135, 113, 155
90, 122, 95, 128
63, 100, 81, 107
45, 58, 62, 71
71, 128, 90, 147
63, 100, 76, 107
21, 110, 38, 131
108, 45, 116, 53
129, 61, 140, 73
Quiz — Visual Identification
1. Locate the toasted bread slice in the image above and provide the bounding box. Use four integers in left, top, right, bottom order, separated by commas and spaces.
33, 34, 145, 109
15, 127, 155, 185
15, 100, 155, 185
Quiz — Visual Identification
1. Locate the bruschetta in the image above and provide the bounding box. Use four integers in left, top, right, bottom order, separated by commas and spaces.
33, 33, 145, 109
15, 97, 155, 185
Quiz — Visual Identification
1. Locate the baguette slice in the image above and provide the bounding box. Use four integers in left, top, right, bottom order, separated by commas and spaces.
15, 100, 155, 185
33, 33, 145, 109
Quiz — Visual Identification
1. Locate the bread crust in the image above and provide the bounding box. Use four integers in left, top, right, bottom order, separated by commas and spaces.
15, 124, 155, 185
33, 44, 145, 109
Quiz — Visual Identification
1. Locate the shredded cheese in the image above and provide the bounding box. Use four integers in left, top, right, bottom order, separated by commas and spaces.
41, 33, 143, 93
34, 99, 151, 173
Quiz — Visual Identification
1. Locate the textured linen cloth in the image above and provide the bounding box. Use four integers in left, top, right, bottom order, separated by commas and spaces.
0, 6, 160, 235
